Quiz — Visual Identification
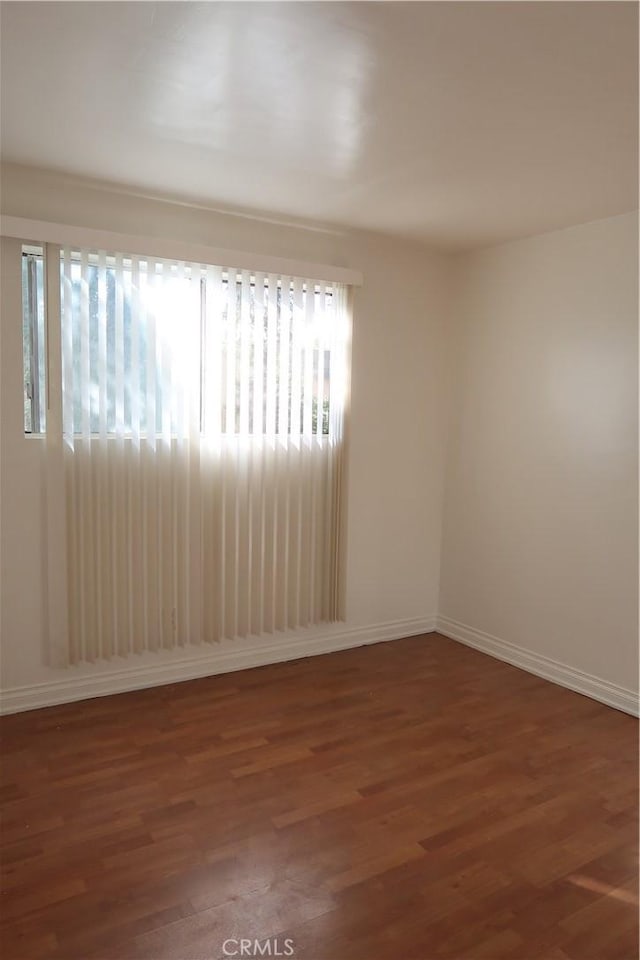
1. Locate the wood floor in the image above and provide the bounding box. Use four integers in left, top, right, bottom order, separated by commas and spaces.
1, 634, 637, 960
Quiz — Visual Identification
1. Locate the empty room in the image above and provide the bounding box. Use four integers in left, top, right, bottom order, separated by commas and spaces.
0, 2, 638, 959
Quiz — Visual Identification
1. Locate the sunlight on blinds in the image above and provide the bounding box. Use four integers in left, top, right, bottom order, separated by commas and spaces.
52, 248, 349, 663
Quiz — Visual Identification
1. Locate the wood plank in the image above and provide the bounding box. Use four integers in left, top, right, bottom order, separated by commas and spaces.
1, 633, 637, 959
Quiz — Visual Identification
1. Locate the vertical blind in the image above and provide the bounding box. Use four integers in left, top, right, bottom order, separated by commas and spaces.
50, 248, 349, 664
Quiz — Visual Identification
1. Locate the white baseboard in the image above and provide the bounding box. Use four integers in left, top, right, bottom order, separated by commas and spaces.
0, 616, 436, 716
437, 615, 639, 718
4, 614, 636, 719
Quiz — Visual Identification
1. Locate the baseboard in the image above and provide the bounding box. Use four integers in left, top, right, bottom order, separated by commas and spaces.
5, 614, 635, 719
0, 616, 437, 715
437, 615, 639, 717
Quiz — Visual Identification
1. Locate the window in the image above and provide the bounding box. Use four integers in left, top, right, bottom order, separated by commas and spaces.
31, 243, 349, 664
26, 250, 334, 438
21, 245, 46, 433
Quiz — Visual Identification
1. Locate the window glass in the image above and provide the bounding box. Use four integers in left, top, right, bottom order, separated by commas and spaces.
22, 246, 46, 434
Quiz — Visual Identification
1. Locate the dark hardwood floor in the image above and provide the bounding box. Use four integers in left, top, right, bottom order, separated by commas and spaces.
1, 633, 637, 960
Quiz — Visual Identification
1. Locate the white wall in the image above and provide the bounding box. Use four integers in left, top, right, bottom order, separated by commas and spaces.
439, 213, 639, 702
0, 164, 450, 707
1, 165, 637, 716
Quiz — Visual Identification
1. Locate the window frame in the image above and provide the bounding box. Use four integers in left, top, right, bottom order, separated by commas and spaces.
21, 244, 47, 435
22, 246, 338, 441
